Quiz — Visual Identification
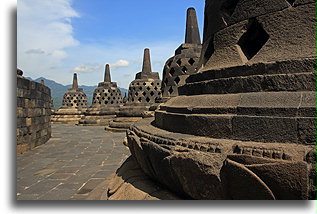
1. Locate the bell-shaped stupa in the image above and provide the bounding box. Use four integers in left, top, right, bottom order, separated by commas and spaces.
160, 7, 202, 101
79, 64, 123, 126
106, 48, 162, 132
51, 73, 88, 124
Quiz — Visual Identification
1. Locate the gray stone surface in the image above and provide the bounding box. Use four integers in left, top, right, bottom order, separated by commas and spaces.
17, 74, 51, 154
17, 124, 129, 200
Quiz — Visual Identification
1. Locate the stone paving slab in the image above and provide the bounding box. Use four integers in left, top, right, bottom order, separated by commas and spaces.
16, 124, 130, 200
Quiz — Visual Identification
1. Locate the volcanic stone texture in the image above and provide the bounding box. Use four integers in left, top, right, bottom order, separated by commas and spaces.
121, 0, 316, 200
125, 118, 314, 199
200, 0, 315, 70
17, 76, 52, 154
107, 156, 181, 200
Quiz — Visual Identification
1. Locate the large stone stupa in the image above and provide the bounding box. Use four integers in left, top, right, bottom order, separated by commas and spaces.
109, 0, 316, 200
106, 48, 162, 132
51, 73, 88, 124
161, 7, 202, 101
78, 64, 123, 126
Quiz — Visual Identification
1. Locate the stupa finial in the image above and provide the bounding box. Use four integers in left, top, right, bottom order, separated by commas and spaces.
104, 64, 111, 82
185, 7, 201, 44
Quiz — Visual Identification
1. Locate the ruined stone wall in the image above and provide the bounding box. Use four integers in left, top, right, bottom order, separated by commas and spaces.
17, 76, 52, 154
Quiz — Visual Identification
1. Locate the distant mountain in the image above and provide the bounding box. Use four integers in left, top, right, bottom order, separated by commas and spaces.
28, 77, 128, 109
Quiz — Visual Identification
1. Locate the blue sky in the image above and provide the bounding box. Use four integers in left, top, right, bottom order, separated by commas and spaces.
17, 0, 204, 89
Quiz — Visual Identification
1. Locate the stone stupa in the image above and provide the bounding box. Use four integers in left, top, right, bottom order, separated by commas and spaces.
108, 0, 316, 200
161, 7, 202, 101
51, 73, 88, 124
78, 64, 123, 126
106, 48, 162, 132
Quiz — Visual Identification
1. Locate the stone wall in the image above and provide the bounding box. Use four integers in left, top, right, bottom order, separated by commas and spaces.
17, 76, 52, 154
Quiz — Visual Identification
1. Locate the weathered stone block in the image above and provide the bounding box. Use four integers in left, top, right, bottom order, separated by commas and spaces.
232, 115, 298, 143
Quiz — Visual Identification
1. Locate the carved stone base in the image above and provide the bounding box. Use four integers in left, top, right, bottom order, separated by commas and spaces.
106, 117, 143, 132
107, 156, 182, 200
51, 108, 86, 125
126, 118, 315, 200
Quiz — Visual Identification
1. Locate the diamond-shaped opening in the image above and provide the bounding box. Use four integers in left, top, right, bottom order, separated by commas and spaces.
169, 68, 175, 76
168, 86, 174, 95
139, 86, 142, 90
220, 0, 239, 19
164, 78, 169, 84
111, 101, 114, 104
237, 18, 269, 60
286, 0, 296, 6
135, 92, 139, 96
143, 82, 146, 86
150, 91, 154, 96
188, 58, 195, 66
138, 97, 142, 102
176, 59, 182, 66
154, 86, 158, 91
146, 86, 151, 91
105, 101, 108, 104
145, 97, 150, 103
142, 91, 146, 96
174, 76, 181, 85
182, 66, 188, 74
167, 60, 172, 67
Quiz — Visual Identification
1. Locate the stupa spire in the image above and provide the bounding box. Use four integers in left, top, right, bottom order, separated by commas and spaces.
72, 73, 78, 89
104, 64, 111, 82
141, 48, 152, 74
185, 7, 201, 44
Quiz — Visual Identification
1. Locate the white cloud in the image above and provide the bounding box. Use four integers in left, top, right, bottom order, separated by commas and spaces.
25, 49, 45, 55
17, 0, 79, 78
72, 59, 130, 74
73, 63, 103, 73
109, 60, 129, 70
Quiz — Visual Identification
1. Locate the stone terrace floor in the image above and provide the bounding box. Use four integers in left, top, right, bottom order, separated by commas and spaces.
16, 124, 130, 200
